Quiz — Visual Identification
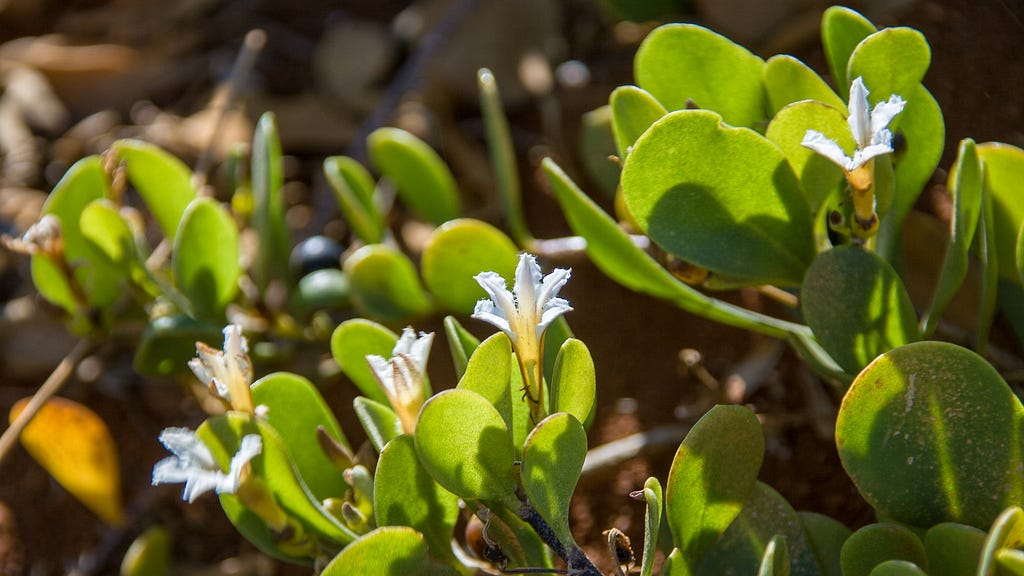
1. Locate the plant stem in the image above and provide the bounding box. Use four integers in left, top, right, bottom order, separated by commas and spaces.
0, 337, 93, 466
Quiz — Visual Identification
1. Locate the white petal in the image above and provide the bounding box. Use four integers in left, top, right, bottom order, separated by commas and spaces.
534, 268, 572, 316
537, 297, 573, 336
472, 299, 514, 338
158, 427, 216, 468
801, 130, 855, 170
474, 271, 517, 321
393, 327, 418, 357
367, 354, 397, 397
849, 143, 894, 169
847, 77, 872, 148
187, 358, 217, 393
512, 254, 542, 317
407, 332, 433, 372
870, 95, 906, 142
219, 434, 261, 495
223, 324, 247, 356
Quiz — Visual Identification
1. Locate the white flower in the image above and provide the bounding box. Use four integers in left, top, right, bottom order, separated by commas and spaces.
189, 324, 254, 413
801, 77, 906, 172
2, 214, 63, 256
367, 327, 433, 405
472, 253, 572, 344
152, 427, 261, 503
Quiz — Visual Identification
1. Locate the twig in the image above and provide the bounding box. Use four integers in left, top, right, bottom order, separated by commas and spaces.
0, 338, 93, 466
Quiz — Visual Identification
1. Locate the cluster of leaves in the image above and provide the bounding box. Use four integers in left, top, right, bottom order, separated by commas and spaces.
12, 4, 1024, 576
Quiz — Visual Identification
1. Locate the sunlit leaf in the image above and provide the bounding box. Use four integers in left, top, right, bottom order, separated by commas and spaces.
367, 127, 460, 224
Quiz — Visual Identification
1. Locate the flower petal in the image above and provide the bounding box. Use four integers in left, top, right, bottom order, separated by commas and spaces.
535, 268, 572, 316
220, 434, 261, 495
367, 354, 397, 397
850, 143, 895, 169
869, 95, 906, 143
538, 297, 573, 336
157, 427, 216, 468
847, 77, 872, 148
802, 130, 855, 170
472, 299, 514, 338
513, 253, 543, 317
473, 271, 516, 320
392, 328, 433, 373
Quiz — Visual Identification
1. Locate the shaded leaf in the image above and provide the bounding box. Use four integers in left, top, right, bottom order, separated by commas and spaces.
251, 112, 291, 290
457, 333, 512, 433
343, 244, 433, 322
353, 397, 402, 453
323, 156, 383, 244
172, 198, 240, 320
367, 127, 460, 224
840, 523, 927, 576
331, 319, 397, 404
443, 315, 480, 381
111, 139, 195, 240
521, 413, 587, 548
549, 338, 596, 429
798, 512, 850, 576
923, 522, 985, 576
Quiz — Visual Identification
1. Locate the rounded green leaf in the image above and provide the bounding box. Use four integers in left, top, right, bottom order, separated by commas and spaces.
421, 218, 519, 314
321, 526, 457, 576
622, 110, 815, 286
324, 155, 383, 244
868, 560, 927, 576
375, 435, 459, 563
610, 85, 668, 159
291, 268, 350, 314
197, 414, 357, 548
549, 338, 596, 429
847, 28, 930, 105
133, 314, 220, 376
635, 23, 766, 128
697, 483, 820, 576
457, 333, 512, 432
120, 525, 171, 576
979, 143, 1024, 280
820, 6, 876, 99
923, 522, 985, 576
836, 342, 1024, 529
80, 199, 134, 270
997, 549, 1024, 576
840, 523, 927, 576
799, 512, 851, 576
353, 396, 402, 453
521, 413, 587, 548
667, 404, 765, 574
111, 139, 196, 240
343, 244, 433, 322
414, 389, 515, 502
579, 105, 621, 199
802, 246, 920, 373
330, 319, 398, 404
367, 127, 460, 224
766, 100, 851, 213
172, 198, 240, 320
251, 372, 350, 501
764, 55, 845, 116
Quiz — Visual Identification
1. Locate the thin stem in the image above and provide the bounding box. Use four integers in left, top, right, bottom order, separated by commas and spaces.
0, 338, 93, 466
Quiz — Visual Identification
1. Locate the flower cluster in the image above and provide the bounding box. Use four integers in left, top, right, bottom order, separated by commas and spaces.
152, 427, 261, 503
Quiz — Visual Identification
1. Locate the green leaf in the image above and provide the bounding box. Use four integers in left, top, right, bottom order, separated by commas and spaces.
610, 85, 668, 159
635, 23, 766, 128
521, 413, 587, 548
765, 100, 851, 214
840, 523, 927, 576
251, 372, 350, 501
868, 560, 927, 576
79, 200, 134, 270
836, 342, 1024, 529
666, 405, 765, 575
876, 85, 945, 262
353, 397, 402, 453
321, 526, 457, 576
323, 155, 383, 244
198, 414, 357, 549
579, 105, 621, 198
922, 139, 982, 337
133, 314, 220, 376
331, 319, 398, 405
111, 139, 196, 240
443, 315, 480, 380
172, 198, 240, 320
847, 28, 930, 105
763, 55, 845, 116
979, 507, 1024, 576
820, 6, 876, 99
979, 143, 1024, 280
367, 127, 460, 224
923, 522, 985, 576
542, 315, 573, 384
251, 112, 291, 290
758, 535, 791, 576
414, 389, 516, 503
639, 477, 663, 576
478, 68, 530, 244
801, 246, 920, 373
291, 268, 350, 314
421, 218, 519, 314
622, 110, 815, 287
697, 483, 820, 576
457, 333, 512, 433
798, 512, 850, 576
374, 435, 459, 563
120, 525, 171, 576
543, 158, 811, 340
549, 338, 596, 429
343, 244, 433, 322
997, 549, 1024, 576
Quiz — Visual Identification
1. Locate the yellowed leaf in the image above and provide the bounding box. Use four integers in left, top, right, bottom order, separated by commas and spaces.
10, 397, 125, 525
